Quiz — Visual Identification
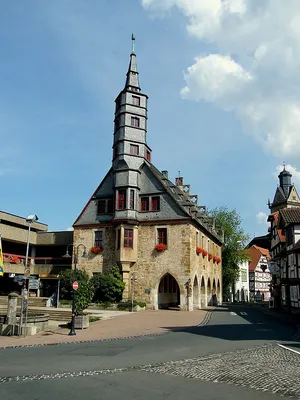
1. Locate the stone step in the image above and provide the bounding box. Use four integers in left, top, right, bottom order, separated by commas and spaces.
0, 296, 48, 307
0, 306, 72, 322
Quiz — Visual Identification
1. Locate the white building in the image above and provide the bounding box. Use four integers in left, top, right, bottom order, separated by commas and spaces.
235, 260, 249, 302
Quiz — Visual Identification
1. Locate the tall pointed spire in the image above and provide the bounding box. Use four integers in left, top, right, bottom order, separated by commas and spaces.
125, 34, 140, 92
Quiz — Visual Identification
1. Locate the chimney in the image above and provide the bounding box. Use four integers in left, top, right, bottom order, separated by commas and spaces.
161, 170, 168, 179
175, 177, 183, 186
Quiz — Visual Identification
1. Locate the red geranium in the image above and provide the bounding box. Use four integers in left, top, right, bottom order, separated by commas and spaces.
202, 250, 208, 257
155, 243, 167, 252
90, 246, 103, 255
208, 253, 213, 261
196, 247, 203, 255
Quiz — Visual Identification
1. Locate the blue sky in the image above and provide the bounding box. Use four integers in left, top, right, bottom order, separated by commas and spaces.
1, 0, 300, 237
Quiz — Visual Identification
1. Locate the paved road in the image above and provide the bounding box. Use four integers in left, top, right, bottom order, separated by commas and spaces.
1, 304, 300, 399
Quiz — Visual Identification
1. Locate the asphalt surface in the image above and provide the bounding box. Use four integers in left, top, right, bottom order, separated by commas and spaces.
1, 304, 299, 400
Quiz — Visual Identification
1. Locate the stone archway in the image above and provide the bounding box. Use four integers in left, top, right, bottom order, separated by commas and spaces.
200, 276, 206, 308
158, 273, 180, 309
217, 279, 221, 304
212, 279, 217, 306
193, 276, 200, 310
207, 278, 212, 306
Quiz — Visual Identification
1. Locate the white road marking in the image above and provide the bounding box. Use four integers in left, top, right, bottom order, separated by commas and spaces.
277, 343, 300, 355
240, 312, 248, 315
230, 312, 237, 315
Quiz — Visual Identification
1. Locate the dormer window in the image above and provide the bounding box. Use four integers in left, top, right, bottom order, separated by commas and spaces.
131, 116, 140, 127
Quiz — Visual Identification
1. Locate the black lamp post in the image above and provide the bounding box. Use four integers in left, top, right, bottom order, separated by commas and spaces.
63, 244, 87, 336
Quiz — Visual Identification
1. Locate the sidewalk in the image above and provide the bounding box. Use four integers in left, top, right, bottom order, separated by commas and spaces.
0, 309, 208, 349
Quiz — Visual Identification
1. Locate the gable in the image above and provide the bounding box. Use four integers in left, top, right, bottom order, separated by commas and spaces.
272, 187, 286, 206
74, 169, 114, 226
287, 186, 300, 205
138, 163, 188, 221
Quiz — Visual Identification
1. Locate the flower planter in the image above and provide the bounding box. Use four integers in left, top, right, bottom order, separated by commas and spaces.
90, 246, 103, 255
155, 243, 167, 252
208, 253, 213, 261
202, 250, 208, 257
196, 247, 203, 256
74, 314, 89, 329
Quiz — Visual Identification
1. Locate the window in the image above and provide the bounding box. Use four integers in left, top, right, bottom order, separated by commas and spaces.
97, 200, 106, 214
146, 150, 151, 162
94, 231, 103, 248
124, 229, 133, 248
117, 190, 126, 210
107, 198, 114, 214
117, 229, 121, 249
130, 190, 135, 210
115, 118, 120, 129
151, 196, 160, 211
157, 228, 167, 245
141, 197, 149, 212
131, 116, 140, 127
132, 96, 140, 106
130, 144, 139, 155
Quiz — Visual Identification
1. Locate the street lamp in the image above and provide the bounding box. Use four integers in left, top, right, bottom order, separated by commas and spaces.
63, 244, 87, 336
19, 214, 39, 337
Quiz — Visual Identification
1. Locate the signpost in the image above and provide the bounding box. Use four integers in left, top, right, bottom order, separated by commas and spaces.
72, 281, 79, 291
130, 274, 137, 312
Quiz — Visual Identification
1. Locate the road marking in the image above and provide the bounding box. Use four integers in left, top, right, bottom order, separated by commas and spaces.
240, 312, 248, 315
277, 343, 300, 355
230, 312, 237, 315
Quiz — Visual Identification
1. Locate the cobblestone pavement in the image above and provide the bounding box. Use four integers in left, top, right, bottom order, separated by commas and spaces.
0, 343, 299, 398
141, 343, 300, 398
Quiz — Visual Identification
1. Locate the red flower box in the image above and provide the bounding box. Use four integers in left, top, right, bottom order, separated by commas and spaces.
202, 250, 208, 257
155, 243, 167, 252
10, 256, 19, 264
208, 253, 213, 261
90, 246, 103, 255
196, 247, 203, 255
213, 256, 218, 263
216, 257, 221, 264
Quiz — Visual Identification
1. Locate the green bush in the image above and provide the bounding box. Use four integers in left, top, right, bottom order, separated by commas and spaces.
59, 269, 90, 300
91, 266, 125, 303
74, 280, 95, 315
117, 300, 146, 311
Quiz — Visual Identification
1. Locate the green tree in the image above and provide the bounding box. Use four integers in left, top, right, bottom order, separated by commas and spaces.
91, 266, 125, 303
59, 269, 90, 300
208, 207, 250, 298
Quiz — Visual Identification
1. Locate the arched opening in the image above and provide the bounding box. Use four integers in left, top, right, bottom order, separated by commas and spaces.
158, 273, 180, 309
207, 278, 212, 306
193, 276, 200, 310
217, 279, 221, 303
200, 276, 206, 308
212, 279, 217, 306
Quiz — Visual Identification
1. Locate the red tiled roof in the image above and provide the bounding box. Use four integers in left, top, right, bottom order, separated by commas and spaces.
248, 245, 270, 272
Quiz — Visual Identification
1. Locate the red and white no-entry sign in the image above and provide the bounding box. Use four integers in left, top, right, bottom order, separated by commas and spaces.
72, 281, 79, 291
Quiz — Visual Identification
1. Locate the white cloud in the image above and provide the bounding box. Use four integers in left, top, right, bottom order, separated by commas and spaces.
274, 164, 300, 188
66, 226, 74, 231
142, 0, 300, 157
256, 211, 269, 228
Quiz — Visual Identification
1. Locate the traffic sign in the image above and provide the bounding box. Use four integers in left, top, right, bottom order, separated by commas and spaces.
72, 281, 79, 290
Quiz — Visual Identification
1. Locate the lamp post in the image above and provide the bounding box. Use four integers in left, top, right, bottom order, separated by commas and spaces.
63, 244, 87, 336
19, 214, 38, 337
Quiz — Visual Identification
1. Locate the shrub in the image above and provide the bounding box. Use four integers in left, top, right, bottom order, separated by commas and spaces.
74, 280, 95, 316
117, 300, 146, 310
91, 266, 125, 303
59, 269, 90, 300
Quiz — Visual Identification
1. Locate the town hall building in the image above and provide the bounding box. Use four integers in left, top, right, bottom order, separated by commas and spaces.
73, 38, 223, 311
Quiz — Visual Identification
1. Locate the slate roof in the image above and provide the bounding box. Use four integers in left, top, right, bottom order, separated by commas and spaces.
248, 245, 270, 272
147, 163, 223, 243
279, 208, 300, 225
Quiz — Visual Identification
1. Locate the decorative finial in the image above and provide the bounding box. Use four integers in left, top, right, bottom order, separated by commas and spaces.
283, 161, 286, 170
131, 33, 135, 54
178, 171, 180, 177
